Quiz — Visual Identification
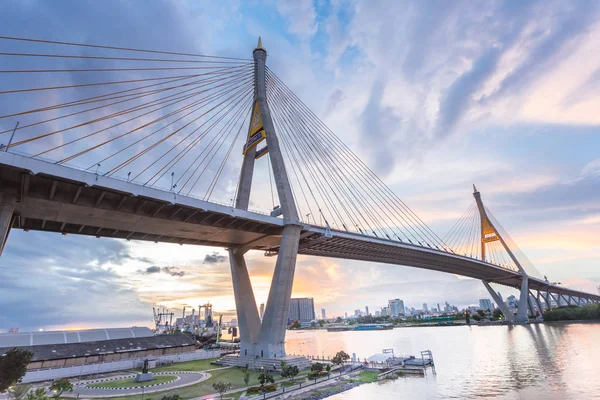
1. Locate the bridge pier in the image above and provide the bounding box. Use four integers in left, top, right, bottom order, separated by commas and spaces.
256, 224, 301, 358
228, 247, 261, 357
516, 276, 529, 322
482, 281, 514, 322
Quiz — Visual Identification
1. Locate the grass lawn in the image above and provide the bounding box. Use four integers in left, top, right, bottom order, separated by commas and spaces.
84, 363, 312, 400
142, 358, 220, 373
88, 375, 177, 388
87, 367, 263, 400
356, 371, 379, 383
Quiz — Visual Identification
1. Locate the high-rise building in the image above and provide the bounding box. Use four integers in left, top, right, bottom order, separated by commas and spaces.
388, 299, 405, 317
344, 312, 348, 319
423, 303, 428, 313
375, 310, 381, 317
259, 303, 265, 321
289, 298, 316, 322
381, 307, 388, 317
506, 295, 518, 309
437, 303, 441, 312
365, 306, 369, 316
479, 298, 494, 312
354, 309, 362, 317
321, 308, 326, 319
445, 302, 451, 312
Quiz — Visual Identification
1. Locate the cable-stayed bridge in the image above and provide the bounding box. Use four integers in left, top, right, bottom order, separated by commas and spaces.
0, 36, 597, 360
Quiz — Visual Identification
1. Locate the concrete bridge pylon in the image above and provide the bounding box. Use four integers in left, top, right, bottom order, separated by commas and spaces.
473, 186, 530, 323
228, 38, 302, 359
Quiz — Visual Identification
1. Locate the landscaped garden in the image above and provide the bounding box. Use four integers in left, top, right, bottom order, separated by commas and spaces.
87, 375, 178, 389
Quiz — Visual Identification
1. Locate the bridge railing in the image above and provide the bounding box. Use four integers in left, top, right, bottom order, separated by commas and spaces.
2, 148, 272, 217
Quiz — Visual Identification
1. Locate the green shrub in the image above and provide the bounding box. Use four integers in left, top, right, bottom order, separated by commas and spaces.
543, 305, 600, 321
246, 384, 277, 394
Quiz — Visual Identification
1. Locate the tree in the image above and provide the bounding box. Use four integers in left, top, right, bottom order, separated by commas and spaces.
49, 378, 72, 399
280, 361, 299, 383
0, 348, 34, 393
335, 317, 343, 323
25, 388, 48, 400
325, 364, 331, 374
492, 309, 504, 320
464, 311, 470, 324
476, 310, 486, 318
8, 384, 31, 400
331, 351, 350, 367
289, 321, 301, 329
472, 314, 481, 321
311, 362, 324, 373
258, 372, 274, 387
212, 381, 232, 400
242, 364, 250, 386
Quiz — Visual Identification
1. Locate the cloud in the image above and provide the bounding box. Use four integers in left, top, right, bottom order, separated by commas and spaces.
276, 0, 318, 38
204, 252, 228, 264
139, 266, 185, 277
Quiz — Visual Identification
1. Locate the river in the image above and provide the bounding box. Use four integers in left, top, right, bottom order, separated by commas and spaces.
285, 322, 600, 399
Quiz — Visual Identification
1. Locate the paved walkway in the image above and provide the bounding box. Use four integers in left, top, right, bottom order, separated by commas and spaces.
65, 371, 210, 398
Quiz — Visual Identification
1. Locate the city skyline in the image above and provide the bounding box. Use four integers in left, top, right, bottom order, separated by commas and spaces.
1, 0, 599, 332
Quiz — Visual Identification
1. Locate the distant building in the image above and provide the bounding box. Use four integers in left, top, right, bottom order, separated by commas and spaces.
289, 298, 315, 322
365, 306, 369, 316
321, 308, 326, 319
375, 311, 381, 317
479, 299, 494, 312
259, 303, 265, 321
422, 303, 428, 313
381, 307, 388, 317
230, 318, 238, 327
506, 295, 518, 309
445, 302, 451, 312
388, 299, 405, 317
354, 309, 362, 317
344, 312, 348, 319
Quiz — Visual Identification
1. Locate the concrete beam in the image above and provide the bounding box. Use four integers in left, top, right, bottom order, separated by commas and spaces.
49, 181, 58, 200
0, 193, 15, 256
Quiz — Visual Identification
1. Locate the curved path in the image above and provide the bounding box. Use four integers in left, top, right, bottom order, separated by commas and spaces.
67, 371, 211, 398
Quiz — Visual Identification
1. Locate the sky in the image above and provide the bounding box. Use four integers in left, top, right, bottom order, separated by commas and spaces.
0, 0, 599, 331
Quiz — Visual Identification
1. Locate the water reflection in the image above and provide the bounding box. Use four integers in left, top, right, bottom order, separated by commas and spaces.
285, 322, 600, 399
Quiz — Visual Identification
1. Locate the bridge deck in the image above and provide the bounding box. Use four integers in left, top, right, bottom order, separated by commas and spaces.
0, 152, 597, 302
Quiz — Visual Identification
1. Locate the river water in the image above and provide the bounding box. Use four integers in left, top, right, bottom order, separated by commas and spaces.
285, 322, 600, 399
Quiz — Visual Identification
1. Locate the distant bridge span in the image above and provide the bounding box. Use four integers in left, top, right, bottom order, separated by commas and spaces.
0, 151, 597, 304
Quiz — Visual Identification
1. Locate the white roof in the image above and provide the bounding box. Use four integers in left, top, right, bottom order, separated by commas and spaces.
0, 327, 153, 348
367, 353, 393, 362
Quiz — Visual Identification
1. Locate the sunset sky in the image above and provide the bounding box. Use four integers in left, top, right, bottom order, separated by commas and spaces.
1, 0, 599, 331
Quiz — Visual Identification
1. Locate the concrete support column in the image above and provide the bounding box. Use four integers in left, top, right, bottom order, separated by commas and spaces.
542, 291, 553, 309
516, 276, 529, 322
228, 248, 261, 356
0, 193, 16, 256
482, 281, 514, 322
257, 224, 302, 358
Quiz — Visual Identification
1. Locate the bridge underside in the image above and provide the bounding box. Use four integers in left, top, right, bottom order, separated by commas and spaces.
0, 156, 598, 304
